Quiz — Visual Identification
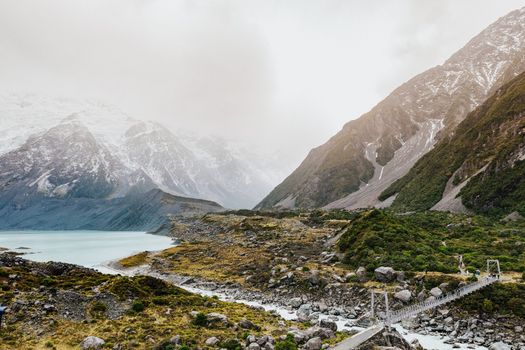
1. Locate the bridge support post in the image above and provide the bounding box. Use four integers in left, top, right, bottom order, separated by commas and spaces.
370, 290, 390, 325
370, 291, 375, 319
486, 259, 501, 279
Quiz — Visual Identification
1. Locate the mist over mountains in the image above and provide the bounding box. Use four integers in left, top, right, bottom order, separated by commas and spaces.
0, 93, 286, 210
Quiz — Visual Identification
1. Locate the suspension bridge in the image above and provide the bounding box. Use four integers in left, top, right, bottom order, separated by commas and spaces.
332, 259, 501, 350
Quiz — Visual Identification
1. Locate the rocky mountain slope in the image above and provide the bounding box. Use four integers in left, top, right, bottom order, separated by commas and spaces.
257, 7, 525, 210
0, 93, 280, 209
0, 120, 222, 230
380, 70, 525, 217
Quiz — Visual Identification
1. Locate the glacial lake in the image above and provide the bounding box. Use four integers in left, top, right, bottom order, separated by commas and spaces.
0, 230, 174, 274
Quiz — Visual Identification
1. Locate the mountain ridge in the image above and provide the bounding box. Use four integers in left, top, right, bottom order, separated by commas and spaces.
256, 7, 525, 210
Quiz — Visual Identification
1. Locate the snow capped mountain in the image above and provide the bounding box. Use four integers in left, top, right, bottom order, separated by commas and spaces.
0, 121, 154, 205
257, 6, 525, 210
0, 93, 280, 208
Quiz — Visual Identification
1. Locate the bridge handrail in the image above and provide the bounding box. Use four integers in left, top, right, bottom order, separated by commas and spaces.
385, 276, 499, 325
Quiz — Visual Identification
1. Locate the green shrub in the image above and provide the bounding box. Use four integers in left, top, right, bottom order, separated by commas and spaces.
42, 277, 56, 286
154, 342, 176, 350
275, 334, 297, 350
482, 299, 494, 313
468, 275, 478, 283
193, 312, 208, 327
0, 268, 9, 278
131, 300, 145, 313
522, 271, 525, 281
220, 338, 241, 350
90, 301, 107, 314
152, 296, 170, 306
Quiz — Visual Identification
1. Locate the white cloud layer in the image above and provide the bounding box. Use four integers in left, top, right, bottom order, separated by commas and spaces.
0, 0, 523, 168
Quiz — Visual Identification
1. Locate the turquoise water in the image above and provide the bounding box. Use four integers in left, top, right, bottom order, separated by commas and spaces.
0, 231, 174, 273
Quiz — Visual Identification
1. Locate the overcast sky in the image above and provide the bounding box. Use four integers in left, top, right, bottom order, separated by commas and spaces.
0, 0, 524, 169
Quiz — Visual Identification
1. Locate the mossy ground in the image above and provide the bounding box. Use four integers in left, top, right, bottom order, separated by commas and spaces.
0, 257, 293, 350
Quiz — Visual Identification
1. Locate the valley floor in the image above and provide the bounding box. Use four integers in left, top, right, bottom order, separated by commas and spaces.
113, 210, 525, 349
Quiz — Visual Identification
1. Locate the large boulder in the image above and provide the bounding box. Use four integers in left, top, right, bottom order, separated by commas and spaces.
80, 336, 105, 350
290, 297, 303, 308
394, 290, 412, 303
429, 287, 442, 298
304, 337, 322, 350
374, 267, 396, 282
319, 319, 338, 332
207, 312, 229, 325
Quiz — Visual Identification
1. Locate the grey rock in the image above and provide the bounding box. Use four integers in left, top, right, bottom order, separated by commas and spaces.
304, 337, 322, 350
239, 318, 259, 330
206, 337, 220, 346
374, 267, 396, 282
319, 319, 337, 332
248, 343, 261, 350
81, 336, 105, 350
170, 335, 181, 345
489, 342, 511, 350
290, 297, 303, 308
207, 312, 228, 324
430, 287, 442, 297
394, 290, 412, 303
356, 266, 367, 281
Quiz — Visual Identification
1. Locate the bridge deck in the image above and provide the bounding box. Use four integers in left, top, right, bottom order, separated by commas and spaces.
331, 276, 499, 349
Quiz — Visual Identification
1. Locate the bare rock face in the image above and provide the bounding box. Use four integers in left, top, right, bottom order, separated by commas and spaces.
257, 7, 525, 210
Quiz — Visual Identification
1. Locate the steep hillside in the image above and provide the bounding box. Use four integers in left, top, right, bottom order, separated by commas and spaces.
257, 7, 525, 210
381, 71, 525, 216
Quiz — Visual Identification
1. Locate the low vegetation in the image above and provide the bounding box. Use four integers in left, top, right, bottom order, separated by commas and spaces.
338, 209, 525, 273
0, 255, 291, 350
